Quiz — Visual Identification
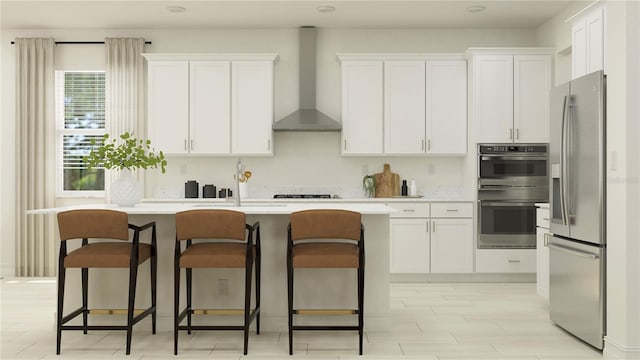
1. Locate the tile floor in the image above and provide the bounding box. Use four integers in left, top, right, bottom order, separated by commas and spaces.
1, 278, 604, 360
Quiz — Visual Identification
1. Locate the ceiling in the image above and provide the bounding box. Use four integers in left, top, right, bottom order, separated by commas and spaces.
1, 0, 583, 30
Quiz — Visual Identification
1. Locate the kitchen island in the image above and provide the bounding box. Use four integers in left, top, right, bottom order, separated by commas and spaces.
28, 202, 394, 331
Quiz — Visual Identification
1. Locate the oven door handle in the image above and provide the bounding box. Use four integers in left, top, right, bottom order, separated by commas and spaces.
480, 156, 548, 161
480, 202, 535, 207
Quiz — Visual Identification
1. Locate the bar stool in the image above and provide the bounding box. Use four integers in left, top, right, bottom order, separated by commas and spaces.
287, 209, 365, 355
174, 209, 260, 355
56, 209, 157, 355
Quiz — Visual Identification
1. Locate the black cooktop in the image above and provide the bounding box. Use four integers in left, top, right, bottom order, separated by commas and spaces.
273, 194, 332, 199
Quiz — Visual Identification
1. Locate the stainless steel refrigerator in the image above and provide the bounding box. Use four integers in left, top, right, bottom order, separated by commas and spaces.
548, 70, 606, 350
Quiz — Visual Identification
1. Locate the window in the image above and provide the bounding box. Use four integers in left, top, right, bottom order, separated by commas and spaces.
56, 71, 106, 195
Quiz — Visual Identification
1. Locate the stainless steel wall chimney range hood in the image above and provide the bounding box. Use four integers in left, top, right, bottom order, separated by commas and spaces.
272, 26, 342, 132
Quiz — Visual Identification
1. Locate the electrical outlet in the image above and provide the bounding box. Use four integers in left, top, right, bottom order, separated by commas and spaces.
218, 279, 228, 296
180, 164, 187, 175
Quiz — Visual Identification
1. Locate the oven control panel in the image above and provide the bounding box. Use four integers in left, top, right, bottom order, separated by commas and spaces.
479, 145, 548, 154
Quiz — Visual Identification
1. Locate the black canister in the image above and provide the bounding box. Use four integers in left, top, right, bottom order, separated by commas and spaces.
203, 185, 216, 198
185, 180, 199, 198
218, 188, 227, 198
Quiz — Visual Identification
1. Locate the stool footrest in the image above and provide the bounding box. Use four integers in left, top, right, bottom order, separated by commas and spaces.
61, 325, 130, 331
178, 325, 246, 331
293, 309, 358, 315
192, 309, 245, 315
89, 309, 145, 315
292, 325, 360, 331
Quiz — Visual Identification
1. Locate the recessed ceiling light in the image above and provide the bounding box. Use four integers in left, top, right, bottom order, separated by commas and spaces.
316, 5, 336, 13
166, 6, 186, 13
466, 5, 486, 13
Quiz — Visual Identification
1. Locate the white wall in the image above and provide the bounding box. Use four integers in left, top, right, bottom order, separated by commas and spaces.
1, 27, 536, 275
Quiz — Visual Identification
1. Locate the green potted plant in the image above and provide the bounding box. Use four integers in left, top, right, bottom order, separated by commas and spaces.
85, 132, 167, 206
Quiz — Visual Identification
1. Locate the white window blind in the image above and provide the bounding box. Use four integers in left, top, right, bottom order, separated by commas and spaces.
56, 71, 106, 194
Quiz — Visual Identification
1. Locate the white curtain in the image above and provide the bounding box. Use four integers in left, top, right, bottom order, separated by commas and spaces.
104, 38, 146, 188
14, 38, 56, 276
105, 38, 146, 139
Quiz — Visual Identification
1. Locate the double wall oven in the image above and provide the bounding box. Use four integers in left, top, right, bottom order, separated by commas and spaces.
477, 144, 549, 249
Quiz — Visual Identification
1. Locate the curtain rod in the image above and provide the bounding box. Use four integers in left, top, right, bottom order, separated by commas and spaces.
10, 41, 152, 45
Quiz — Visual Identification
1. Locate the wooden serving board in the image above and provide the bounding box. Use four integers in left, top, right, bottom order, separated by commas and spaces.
374, 164, 400, 198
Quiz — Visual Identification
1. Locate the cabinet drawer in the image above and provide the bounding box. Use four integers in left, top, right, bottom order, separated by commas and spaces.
475, 249, 536, 273
536, 207, 550, 229
431, 202, 473, 218
388, 203, 429, 218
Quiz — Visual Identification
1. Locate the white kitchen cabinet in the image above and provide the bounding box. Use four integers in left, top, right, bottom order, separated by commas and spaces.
341, 60, 384, 155
430, 202, 473, 273
475, 249, 536, 273
471, 50, 552, 143
536, 206, 550, 301
513, 55, 552, 143
144, 54, 277, 156
389, 202, 474, 274
572, 6, 606, 79
384, 61, 426, 155
231, 60, 274, 155
426, 60, 467, 155
148, 61, 190, 155
389, 203, 430, 274
190, 61, 231, 154
338, 54, 467, 156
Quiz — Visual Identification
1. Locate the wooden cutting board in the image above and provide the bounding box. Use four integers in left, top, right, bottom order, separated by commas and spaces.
374, 164, 400, 198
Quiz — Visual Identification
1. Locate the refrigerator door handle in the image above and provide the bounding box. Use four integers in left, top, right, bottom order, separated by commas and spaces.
560, 95, 569, 226
548, 243, 599, 260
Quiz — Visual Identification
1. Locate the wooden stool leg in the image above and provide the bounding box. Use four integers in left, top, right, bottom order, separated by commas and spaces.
125, 263, 139, 355
81, 267, 88, 334
56, 266, 66, 355
186, 268, 193, 335
151, 252, 157, 334
174, 254, 181, 355
287, 261, 294, 355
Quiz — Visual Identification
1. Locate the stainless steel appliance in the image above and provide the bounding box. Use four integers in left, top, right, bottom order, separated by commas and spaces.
477, 144, 549, 249
549, 70, 606, 350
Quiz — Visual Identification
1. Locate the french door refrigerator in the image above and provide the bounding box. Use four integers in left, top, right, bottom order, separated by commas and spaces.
549, 70, 606, 350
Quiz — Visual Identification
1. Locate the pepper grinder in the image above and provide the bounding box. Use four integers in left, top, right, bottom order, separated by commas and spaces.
401, 179, 408, 196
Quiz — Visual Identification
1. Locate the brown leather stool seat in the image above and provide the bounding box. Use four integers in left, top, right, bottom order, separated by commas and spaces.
55, 209, 157, 355
287, 209, 365, 355
174, 210, 261, 356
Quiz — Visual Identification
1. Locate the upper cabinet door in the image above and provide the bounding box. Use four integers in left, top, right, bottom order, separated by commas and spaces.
148, 61, 189, 155
572, 20, 588, 79
384, 61, 426, 155
586, 7, 605, 74
513, 55, 551, 143
189, 61, 231, 155
426, 60, 467, 155
474, 55, 514, 143
341, 61, 383, 155
231, 60, 274, 155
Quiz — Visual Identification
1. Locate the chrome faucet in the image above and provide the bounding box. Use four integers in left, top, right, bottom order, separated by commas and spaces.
234, 158, 242, 207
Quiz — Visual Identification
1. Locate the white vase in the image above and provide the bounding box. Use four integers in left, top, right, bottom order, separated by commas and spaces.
239, 182, 249, 199
110, 169, 142, 207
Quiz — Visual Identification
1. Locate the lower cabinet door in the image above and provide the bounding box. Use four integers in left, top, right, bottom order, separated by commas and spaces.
430, 219, 473, 273
536, 227, 550, 300
390, 219, 429, 274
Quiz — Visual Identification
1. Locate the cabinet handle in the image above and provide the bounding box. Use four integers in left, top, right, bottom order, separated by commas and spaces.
508, 260, 521, 263
344, 139, 347, 151
543, 218, 550, 221
426, 221, 429, 233
428, 139, 431, 150
267, 139, 271, 151
402, 209, 416, 212
446, 209, 459, 212
190, 139, 194, 151
421, 139, 425, 151
184, 139, 187, 151
543, 233, 550, 246
509, 128, 513, 139
516, 128, 520, 139
432, 221, 436, 232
